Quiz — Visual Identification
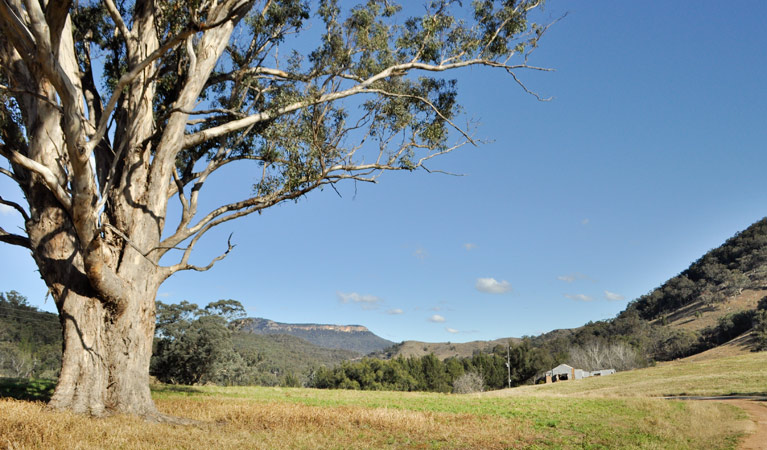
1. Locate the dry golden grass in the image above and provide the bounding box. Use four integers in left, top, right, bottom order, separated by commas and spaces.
0, 388, 744, 449
0, 396, 546, 449
659, 288, 765, 333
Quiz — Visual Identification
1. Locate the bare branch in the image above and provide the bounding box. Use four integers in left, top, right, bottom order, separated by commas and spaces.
506, 68, 551, 101
103, 0, 131, 45
0, 83, 64, 112
0, 167, 20, 183
361, 87, 477, 146
165, 233, 235, 276
0, 195, 30, 221
0, 225, 30, 248
0, 146, 72, 212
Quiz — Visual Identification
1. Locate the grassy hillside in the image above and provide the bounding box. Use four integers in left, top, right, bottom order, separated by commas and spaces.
2, 353, 759, 448
489, 352, 767, 399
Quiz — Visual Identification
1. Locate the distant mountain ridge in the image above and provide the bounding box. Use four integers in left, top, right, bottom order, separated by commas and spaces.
233, 317, 394, 355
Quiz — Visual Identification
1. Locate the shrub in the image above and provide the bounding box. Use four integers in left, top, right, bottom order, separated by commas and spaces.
452, 371, 484, 394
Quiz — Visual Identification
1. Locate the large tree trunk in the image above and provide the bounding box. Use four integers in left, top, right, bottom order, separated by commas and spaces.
27, 187, 161, 416
49, 288, 157, 416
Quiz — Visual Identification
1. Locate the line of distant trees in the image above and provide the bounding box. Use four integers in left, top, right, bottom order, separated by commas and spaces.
309, 341, 555, 392
3, 288, 766, 391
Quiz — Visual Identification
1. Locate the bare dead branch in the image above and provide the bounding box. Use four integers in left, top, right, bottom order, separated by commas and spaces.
0, 225, 30, 248
165, 233, 235, 276
0, 195, 30, 221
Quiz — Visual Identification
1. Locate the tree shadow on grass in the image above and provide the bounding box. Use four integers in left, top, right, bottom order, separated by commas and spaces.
150, 384, 205, 396
0, 378, 56, 402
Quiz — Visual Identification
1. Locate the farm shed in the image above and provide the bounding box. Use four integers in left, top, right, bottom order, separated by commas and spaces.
540, 364, 615, 383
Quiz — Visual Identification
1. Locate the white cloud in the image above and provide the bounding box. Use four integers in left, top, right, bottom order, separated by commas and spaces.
337, 292, 383, 307
557, 273, 590, 283
413, 247, 428, 260
564, 293, 594, 302
475, 277, 512, 294
386, 308, 404, 315
445, 327, 459, 334
463, 243, 477, 251
428, 314, 446, 323
604, 290, 626, 301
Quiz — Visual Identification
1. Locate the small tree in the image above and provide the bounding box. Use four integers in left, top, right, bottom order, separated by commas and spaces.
0, 0, 552, 416
151, 300, 249, 385
452, 370, 484, 394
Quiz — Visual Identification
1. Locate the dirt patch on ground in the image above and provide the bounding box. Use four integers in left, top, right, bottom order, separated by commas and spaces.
724, 400, 767, 449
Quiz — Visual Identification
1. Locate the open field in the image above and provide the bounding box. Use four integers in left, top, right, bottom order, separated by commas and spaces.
486, 352, 767, 399
2, 353, 766, 449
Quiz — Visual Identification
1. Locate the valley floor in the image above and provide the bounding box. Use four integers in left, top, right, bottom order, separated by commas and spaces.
1, 352, 766, 449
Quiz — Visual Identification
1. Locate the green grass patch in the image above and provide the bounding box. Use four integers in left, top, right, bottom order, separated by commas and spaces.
0, 377, 56, 402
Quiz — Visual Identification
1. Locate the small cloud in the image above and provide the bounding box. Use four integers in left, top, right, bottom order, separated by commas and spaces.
604, 290, 626, 301
475, 277, 512, 294
413, 247, 428, 260
581, 218, 590, 226
337, 291, 383, 309
557, 273, 590, 283
564, 293, 594, 302
445, 327, 459, 334
463, 243, 477, 251
386, 308, 404, 315
428, 314, 446, 323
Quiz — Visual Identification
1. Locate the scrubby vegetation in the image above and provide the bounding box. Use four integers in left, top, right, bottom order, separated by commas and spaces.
0, 291, 61, 379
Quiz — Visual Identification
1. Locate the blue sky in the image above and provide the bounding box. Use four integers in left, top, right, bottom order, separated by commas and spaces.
2, 0, 767, 343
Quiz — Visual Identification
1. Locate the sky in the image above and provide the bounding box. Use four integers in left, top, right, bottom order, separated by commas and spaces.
2, 0, 767, 344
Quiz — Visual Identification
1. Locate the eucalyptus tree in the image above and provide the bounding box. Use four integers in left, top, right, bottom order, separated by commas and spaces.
0, 0, 552, 417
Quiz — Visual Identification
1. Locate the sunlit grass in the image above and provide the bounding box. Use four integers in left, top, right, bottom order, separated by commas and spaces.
486, 352, 767, 398
3, 352, 764, 448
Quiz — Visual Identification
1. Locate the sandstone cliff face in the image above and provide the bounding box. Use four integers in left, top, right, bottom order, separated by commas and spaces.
234, 318, 393, 355
255, 319, 369, 333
